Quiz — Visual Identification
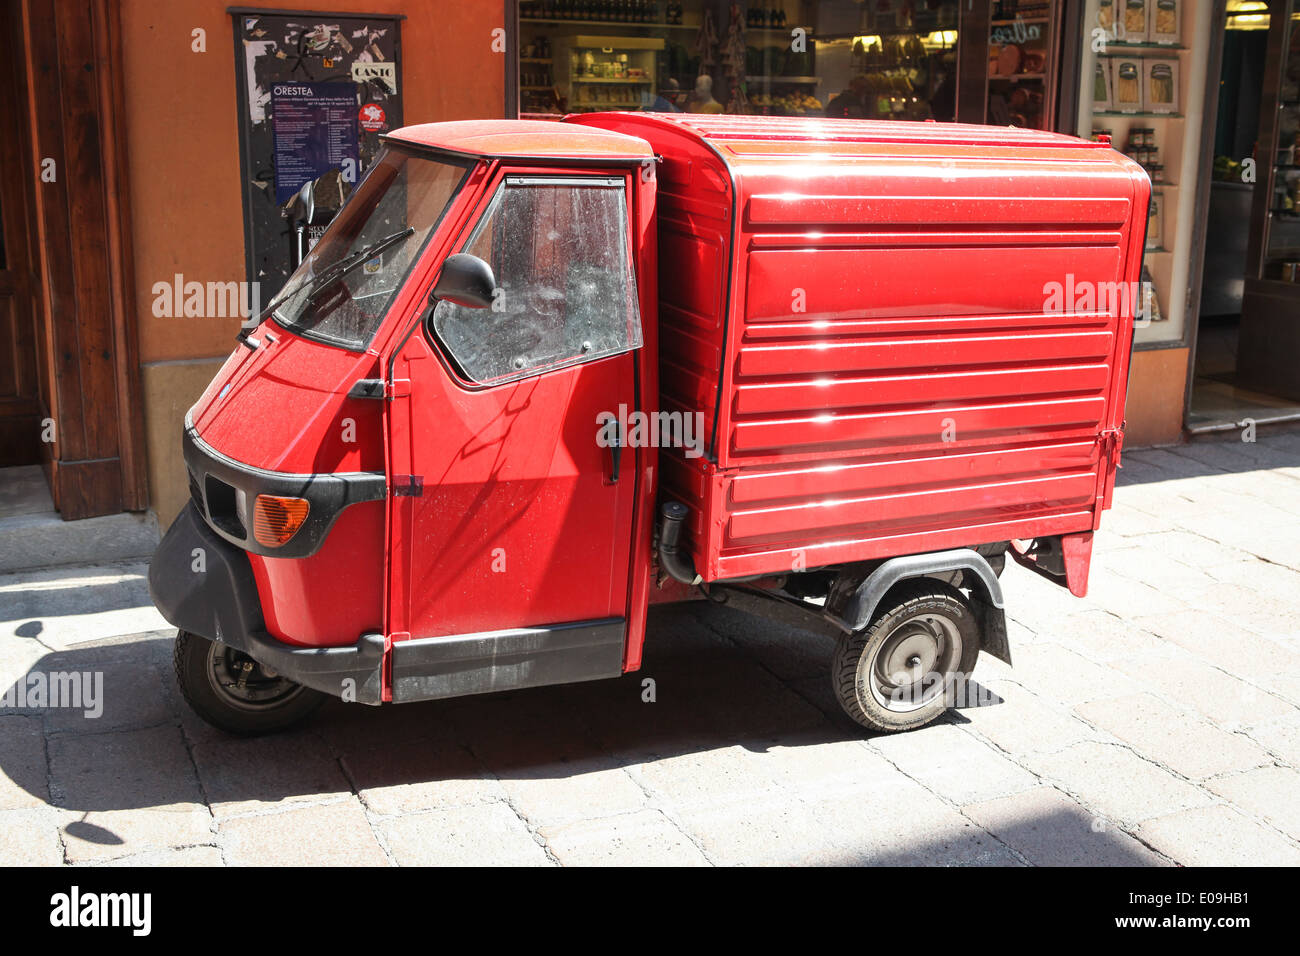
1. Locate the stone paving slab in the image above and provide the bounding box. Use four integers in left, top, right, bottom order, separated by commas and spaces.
1074, 693, 1272, 780
0, 428, 1299, 865
1136, 805, 1300, 867
1205, 765, 1300, 842
869, 722, 1040, 806
957, 680, 1106, 757
962, 787, 1167, 867
1024, 741, 1215, 828
540, 809, 710, 866
1245, 713, 1300, 767
377, 803, 551, 867
220, 799, 388, 867
0, 809, 66, 865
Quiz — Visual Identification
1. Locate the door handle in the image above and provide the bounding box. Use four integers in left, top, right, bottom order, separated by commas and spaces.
606, 420, 622, 485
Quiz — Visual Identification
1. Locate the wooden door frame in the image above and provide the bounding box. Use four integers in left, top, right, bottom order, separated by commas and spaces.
10, 0, 146, 518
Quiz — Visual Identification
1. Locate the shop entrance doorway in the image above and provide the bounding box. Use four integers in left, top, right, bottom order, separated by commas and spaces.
1190, 0, 1300, 431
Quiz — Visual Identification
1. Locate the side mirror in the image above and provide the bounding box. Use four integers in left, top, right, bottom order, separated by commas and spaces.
431, 253, 495, 309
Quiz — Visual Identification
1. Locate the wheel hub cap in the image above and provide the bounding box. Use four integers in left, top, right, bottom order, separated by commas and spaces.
867, 612, 963, 713
205, 644, 305, 712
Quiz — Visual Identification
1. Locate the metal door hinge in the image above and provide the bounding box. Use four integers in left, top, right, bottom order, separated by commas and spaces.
390, 476, 424, 497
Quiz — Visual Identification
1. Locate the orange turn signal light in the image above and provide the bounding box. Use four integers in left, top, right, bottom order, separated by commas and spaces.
252, 494, 310, 547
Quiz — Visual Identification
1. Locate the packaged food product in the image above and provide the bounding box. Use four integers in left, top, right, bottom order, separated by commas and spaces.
1146, 191, 1162, 248
1144, 58, 1179, 113
1123, 0, 1148, 40
1098, 0, 1115, 31
1114, 60, 1142, 110
1149, 0, 1180, 45
1093, 59, 1113, 111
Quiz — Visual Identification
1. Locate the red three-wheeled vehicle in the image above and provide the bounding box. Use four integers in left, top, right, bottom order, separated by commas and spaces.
149, 113, 1149, 735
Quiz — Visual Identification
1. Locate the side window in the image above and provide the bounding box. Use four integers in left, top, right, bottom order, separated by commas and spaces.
431, 176, 643, 386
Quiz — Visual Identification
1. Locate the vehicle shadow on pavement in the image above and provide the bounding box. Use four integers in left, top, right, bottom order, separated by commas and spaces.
2, 603, 999, 813
1, 602, 1178, 865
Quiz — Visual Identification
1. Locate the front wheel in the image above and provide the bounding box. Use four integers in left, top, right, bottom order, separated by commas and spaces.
832, 579, 980, 734
173, 630, 325, 736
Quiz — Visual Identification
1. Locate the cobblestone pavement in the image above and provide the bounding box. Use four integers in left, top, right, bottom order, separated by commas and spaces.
2, 426, 1299, 866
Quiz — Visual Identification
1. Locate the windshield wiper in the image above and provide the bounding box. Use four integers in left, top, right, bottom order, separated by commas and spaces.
237, 227, 415, 347
303, 227, 415, 305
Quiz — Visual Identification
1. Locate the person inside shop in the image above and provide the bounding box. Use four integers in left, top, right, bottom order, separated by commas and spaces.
825, 75, 869, 119
929, 58, 957, 122
647, 77, 684, 113
688, 74, 725, 114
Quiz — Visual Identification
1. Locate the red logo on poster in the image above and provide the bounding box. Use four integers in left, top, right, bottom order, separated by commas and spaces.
359, 104, 386, 132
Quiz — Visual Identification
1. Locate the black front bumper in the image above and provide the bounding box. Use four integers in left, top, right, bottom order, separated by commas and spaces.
148, 502, 384, 704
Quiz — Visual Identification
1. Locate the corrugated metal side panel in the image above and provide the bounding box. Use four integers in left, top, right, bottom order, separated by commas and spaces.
700, 148, 1138, 580
571, 112, 1145, 583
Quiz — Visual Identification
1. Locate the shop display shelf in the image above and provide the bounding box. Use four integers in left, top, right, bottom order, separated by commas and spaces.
1094, 110, 1184, 118
521, 17, 696, 29
1101, 42, 1188, 51
745, 75, 821, 84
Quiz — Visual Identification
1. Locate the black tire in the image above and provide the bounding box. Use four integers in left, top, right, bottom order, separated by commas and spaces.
173, 630, 325, 736
832, 579, 981, 734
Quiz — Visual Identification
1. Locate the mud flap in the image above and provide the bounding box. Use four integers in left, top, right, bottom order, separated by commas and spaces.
1009, 532, 1094, 598
970, 594, 1012, 666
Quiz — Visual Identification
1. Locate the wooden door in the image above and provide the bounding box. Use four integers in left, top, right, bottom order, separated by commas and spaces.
0, 0, 41, 467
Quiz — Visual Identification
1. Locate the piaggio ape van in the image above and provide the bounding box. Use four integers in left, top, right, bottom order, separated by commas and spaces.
149, 113, 1149, 735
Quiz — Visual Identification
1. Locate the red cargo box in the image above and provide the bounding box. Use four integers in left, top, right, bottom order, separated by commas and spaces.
573, 113, 1149, 583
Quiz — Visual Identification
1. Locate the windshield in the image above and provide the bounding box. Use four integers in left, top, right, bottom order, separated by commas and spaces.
269, 146, 471, 350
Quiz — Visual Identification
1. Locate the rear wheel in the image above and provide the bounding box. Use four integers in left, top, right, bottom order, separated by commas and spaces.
832, 579, 980, 734
173, 630, 325, 736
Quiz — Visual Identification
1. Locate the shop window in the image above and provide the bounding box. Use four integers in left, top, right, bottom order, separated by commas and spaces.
986, 2, 1065, 130
432, 177, 643, 386
516, 1, 962, 122
1076, 0, 1208, 349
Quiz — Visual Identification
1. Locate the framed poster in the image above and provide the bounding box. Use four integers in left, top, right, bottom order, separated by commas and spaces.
230, 9, 404, 305
270, 81, 359, 205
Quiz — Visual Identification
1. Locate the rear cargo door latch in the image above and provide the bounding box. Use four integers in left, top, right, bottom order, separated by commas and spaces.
1098, 426, 1124, 462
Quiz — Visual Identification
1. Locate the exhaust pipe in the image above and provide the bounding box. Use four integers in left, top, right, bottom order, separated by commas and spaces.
657, 500, 702, 585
